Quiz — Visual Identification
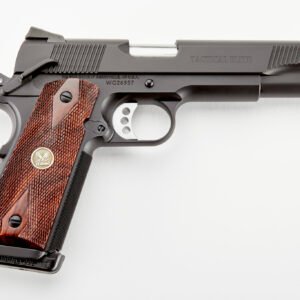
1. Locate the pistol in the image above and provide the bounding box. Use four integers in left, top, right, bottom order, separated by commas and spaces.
0, 27, 299, 273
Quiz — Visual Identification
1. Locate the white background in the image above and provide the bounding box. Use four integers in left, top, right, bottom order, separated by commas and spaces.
1, 0, 300, 299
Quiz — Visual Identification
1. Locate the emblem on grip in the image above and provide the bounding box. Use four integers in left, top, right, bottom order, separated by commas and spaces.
31, 147, 54, 170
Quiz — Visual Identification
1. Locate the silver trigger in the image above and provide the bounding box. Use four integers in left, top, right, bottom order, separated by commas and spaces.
112, 103, 138, 140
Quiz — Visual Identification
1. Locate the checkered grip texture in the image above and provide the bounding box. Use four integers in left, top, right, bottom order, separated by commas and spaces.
0, 79, 99, 250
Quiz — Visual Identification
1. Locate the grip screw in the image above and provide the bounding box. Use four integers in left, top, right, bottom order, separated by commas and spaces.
145, 79, 154, 88
9, 215, 22, 228
60, 91, 73, 103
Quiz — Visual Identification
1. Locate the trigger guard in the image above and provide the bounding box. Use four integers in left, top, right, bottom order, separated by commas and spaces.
0, 104, 17, 159
0, 97, 36, 162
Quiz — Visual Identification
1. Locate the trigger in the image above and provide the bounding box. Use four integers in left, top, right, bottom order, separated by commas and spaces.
0, 142, 12, 159
112, 103, 138, 140
0, 124, 15, 159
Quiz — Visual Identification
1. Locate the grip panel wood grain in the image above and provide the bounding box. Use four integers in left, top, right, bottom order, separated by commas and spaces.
0, 79, 99, 250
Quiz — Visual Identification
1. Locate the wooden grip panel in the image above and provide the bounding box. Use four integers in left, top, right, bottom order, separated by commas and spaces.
0, 79, 99, 250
